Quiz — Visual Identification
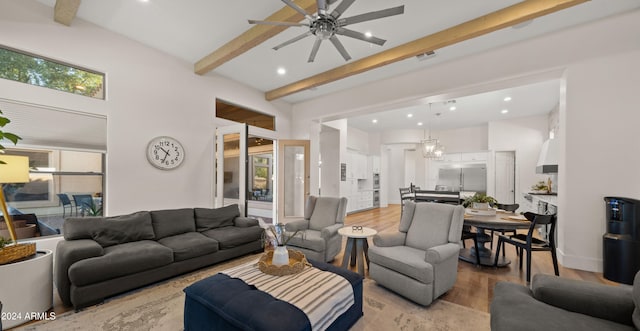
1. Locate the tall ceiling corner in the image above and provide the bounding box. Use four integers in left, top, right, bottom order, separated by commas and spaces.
54, 0, 82, 26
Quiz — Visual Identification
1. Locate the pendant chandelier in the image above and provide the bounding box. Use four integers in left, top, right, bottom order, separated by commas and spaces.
421, 103, 445, 159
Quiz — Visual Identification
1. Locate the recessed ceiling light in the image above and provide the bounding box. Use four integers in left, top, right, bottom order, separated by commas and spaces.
277, 67, 286, 75
364, 31, 372, 38
139, 0, 150, 2
501, 109, 509, 114
407, 113, 413, 118
372, 119, 378, 123
504, 96, 512, 102
449, 106, 456, 111
417, 122, 423, 126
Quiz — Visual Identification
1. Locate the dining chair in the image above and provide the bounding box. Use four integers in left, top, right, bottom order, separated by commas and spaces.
494, 211, 559, 283
490, 203, 520, 254
57, 193, 74, 217
73, 194, 94, 216
399, 187, 413, 215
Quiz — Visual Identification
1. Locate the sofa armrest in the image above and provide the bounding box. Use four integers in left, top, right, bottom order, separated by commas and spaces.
532, 274, 635, 326
320, 223, 343, 239
284, 219, 310, 232
424, 243, 460, 264
54, 239, 104, 307
234, 217, 258, 227
373, 231, 406, 247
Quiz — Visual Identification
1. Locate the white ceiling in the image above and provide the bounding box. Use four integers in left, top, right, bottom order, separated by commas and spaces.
33, 0, 640, 132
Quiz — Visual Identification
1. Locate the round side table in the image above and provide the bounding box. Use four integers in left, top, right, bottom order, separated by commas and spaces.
338, 226, 377, 275
0, 250, 53, 329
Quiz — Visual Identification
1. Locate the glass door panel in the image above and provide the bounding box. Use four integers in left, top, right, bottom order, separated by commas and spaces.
277, 140, 310, 222
246, 134, 275, 224
216, 124, 247, 214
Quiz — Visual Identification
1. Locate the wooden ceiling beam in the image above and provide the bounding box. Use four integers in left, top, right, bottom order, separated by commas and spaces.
265, 0, 588, 101
54, 0, 81, 26
195, 0, 317, 75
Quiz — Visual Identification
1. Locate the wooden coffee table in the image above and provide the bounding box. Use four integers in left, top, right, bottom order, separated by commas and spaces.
338, 226, 377, 275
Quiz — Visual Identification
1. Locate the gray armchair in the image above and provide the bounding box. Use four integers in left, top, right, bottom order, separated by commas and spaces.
284, 196, 348, 262
368, 201, 464, 306
491, 272, 640, 331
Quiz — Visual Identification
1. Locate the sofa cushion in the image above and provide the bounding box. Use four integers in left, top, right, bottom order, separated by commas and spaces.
491, 281, 636, 331
90, 211, 155, 247
194, 205, 239, 231
202, 226, 263, 249
150, 208, 196, 239
285, 229, 325, 252
158, 232, 219, 261
368, 245, 433, 284
68, 240, 173, 286
64, 217, 98, 240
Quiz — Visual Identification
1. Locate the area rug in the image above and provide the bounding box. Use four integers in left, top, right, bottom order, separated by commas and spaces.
15, 255, 489, 331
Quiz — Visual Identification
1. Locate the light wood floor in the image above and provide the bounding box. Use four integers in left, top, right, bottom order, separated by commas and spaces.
337, 204, 616, 313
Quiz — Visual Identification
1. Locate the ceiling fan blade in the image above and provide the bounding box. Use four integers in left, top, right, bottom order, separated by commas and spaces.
330, 0, 356, 19
338, 5, 404, 26
308, 38, 322, 63
281, 0, 313, 20
336, 27, 386, 46
329, 36, 351, 61
248, 19, 308, 27
273, 31, 313, 50
317, 0, 327, 15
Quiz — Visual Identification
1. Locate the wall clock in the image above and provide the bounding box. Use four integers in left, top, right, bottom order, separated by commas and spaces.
146, 136, 185, 170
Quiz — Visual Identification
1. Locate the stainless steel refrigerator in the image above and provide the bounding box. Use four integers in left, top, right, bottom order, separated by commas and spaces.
436, 164, 487, 192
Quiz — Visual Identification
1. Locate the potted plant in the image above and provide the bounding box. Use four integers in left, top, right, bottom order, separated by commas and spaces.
462, 193, 497, 210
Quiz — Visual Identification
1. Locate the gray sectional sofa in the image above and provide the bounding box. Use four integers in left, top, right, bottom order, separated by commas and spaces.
54, 204, 264, 309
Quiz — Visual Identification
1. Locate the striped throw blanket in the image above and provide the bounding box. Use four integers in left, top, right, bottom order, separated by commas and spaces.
221, 260, 355, 331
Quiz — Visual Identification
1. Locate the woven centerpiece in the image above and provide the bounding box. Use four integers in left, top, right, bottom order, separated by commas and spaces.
258, 249, 311, 276
0, 242, 36, 265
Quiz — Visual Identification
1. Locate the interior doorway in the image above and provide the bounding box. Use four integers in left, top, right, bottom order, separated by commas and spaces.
494, 151, 516, 204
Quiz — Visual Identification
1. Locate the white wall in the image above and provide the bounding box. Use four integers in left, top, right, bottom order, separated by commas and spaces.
559, 51, 640, 271
0, 1, 292, 215
488, 115, 549, 208
320, 127, 340, 197
291, 10, 640, 272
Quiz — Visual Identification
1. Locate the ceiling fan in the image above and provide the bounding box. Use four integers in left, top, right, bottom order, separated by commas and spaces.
248, 0, 404, 63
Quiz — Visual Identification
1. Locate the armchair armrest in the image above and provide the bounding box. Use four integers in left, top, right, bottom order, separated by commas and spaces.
320, 223, 343, 239
532, 274, 635, 326
234, 217, 258, 227
373, 231, 406, 247
284, 219, 310, 232
54, 239, 104, 306
424, 243, 460, 264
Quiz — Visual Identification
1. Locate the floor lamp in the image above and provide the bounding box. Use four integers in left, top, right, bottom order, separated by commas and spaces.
0, 155, 30, 243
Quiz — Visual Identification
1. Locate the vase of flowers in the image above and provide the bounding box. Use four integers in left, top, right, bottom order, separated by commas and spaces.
267, 223, 299, 266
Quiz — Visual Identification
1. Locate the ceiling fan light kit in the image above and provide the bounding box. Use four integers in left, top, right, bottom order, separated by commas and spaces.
249, 0, 405, 62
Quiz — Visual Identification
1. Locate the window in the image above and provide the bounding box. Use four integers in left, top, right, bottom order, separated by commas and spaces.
0, 45, 105, 99
1, 148, 104, 239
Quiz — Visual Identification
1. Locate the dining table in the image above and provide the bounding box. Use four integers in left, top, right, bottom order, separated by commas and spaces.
459, 210, 533, 267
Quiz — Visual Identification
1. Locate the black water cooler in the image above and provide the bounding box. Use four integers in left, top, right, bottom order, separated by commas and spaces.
603, 197, 640, 284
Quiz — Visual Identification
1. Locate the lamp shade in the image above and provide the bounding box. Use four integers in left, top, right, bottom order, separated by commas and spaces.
0, 155, 30, 184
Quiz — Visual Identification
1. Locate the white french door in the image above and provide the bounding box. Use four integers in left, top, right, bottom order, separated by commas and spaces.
215, 124, 248, 215
495, 151, 516, 204
215, 124, 280, 221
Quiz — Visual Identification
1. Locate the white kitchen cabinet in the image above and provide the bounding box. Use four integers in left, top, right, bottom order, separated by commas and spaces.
460, 152, 487, 162
371, 155, 381, 173
347, 152, 368, 179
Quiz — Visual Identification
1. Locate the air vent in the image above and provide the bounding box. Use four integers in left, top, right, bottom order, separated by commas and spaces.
416, 51, 436, 61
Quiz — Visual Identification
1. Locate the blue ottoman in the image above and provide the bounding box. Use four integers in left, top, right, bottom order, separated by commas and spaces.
183, 259, 363, 331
